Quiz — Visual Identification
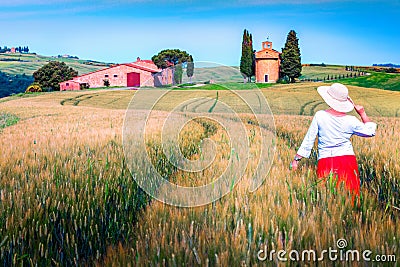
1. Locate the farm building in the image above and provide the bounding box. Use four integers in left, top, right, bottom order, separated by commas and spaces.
255, 40, 281, 83
60, 80, 81, 91
60, 57, 173, 91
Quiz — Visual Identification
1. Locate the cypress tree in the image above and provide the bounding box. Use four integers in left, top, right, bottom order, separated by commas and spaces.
240, 29, 253, 83
186, 55, 194, 83
174, 64, 183, 84
280, 30, 302, 83
249, 33, 255, 82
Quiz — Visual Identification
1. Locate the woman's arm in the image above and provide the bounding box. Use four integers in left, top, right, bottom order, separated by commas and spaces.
290, 114, 319, 170
353, 104, 376, 137
354, 104, 371, 123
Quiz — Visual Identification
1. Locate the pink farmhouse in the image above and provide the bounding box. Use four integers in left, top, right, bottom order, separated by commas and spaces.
60, 58, 173, 90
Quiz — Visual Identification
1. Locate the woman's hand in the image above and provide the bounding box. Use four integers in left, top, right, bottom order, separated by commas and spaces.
348, 97, 372, 123
290, 160, 299, 171
290, 155, 302, 170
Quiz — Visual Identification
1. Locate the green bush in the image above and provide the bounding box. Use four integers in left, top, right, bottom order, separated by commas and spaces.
277, 76, 290, 84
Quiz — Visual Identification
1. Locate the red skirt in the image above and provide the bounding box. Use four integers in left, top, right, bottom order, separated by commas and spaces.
317, 155, 360, 195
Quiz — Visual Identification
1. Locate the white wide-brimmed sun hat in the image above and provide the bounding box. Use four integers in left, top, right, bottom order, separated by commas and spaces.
317, 83, 354, 113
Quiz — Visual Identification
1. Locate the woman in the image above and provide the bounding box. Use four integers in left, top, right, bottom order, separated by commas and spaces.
290, 83, 377, 195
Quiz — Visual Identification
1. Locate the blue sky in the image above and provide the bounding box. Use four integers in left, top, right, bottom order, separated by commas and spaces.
1, 0, 399, 66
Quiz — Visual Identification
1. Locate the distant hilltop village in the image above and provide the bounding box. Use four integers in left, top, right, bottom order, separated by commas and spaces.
373, 63, 400, 68
0, 45, 78, 60
0, 46, 30, 54
53, 54, 80, 59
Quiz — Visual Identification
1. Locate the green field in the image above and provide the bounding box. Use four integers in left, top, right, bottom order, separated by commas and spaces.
338, 71, 400, 91
301, 65, 400, 91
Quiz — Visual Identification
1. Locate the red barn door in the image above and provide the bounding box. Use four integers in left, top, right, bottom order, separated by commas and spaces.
127, 72, 140, 87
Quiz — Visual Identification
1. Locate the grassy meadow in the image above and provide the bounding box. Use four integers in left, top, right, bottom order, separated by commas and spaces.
338, 72, 400, 91
0, 82, 399, 265
302, 65, 400, 91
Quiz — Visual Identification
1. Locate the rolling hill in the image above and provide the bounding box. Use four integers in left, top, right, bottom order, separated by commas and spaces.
0, 52, 113, 98
0, 52, 110, 76
1, 53, 400, 100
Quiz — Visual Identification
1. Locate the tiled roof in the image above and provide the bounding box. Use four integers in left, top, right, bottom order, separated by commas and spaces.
122, 63, 160, 73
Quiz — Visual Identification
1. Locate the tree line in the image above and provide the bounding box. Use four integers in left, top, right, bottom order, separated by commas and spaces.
0, 46, 30, 53
301, 71, 366, 82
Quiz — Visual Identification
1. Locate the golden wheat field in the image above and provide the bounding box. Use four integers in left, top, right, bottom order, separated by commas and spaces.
0, 83, 399, 266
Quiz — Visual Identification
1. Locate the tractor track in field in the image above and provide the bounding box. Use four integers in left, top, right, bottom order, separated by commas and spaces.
191, 98, 214, 112
180, 98, 213, 112
179, 98, 204, 112
106, 94, 132, 106
299, 100, 317, 115
60, 94, 85, 105
309, 101, 324, 115
72, 95, 95, 106
60, 93, 99, 106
